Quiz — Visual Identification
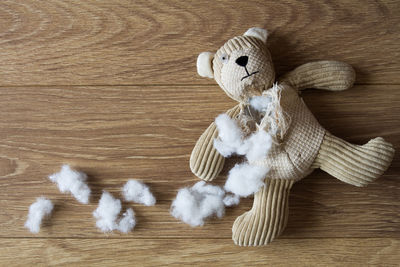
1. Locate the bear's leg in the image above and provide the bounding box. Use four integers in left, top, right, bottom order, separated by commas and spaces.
312, 132, 395, 186
232, 179, 294, 246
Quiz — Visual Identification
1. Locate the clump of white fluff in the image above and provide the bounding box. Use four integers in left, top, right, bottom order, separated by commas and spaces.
240, 130, 273, 162
249, 95, 272, 112
213, 114, 273, 197
122, 180, 156, 206
24, 197, 54, 233
213, 114, 245, 157
223, 194, 240, 207
93, 191, 136, 233
117, 208, 136, 233
224, 163, 269, 197
170, 181, 226, 227
213, 114, 272, 162
49, 164, 91, 204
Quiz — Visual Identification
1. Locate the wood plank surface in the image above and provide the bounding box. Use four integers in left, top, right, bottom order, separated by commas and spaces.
0, 85, 398, 241
0, 0, 399, 86
1, 238, 399, 266
0, 0, 399, 266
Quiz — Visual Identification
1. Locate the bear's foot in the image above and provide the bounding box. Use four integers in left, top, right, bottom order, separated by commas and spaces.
313, 132, 395, 187
232, 179, 294, 246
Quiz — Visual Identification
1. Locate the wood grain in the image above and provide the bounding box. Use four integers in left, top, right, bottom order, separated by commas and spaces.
0, 0, 399, 265
0, 238, 399, 266
0, 85, 398, 242
0, 0, 399, 86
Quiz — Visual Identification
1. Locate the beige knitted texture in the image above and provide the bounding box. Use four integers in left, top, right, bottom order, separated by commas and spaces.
232, 179, 294, 246
312, 132, 395, 187
252, 83, 325, 181
279, 61, 356, 91
189, 104, 241, 181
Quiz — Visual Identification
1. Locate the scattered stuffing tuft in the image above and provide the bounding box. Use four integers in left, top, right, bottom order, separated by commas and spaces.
93, 191, 121, 232
93, 191, 136, 233
223, 194, 240, 207
122, 180, 156, 206
49, 164, 91, 204
24, 197, 54, 233
117, 208, 136, 233
171, 181, 226, 227
224, 163, 269, 197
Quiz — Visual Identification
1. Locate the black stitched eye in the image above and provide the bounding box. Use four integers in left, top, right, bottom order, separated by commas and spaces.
220, 53, 229, 64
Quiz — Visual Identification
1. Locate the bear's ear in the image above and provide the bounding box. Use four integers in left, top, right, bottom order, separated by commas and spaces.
197, 52, 214, 78
244, 27, 268, 43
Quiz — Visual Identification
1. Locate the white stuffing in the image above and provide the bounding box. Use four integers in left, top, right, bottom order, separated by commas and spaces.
24, 197, 54, 234
49, 164, 91, 204
224, 163, 269, 197
249, 95, 272, 112
213, 113, 245, 157
223, 194, 240, 207
170, 181, 226, 227
213, 111, 273, 198
214, 114, 273, 162
117, 208, 136, 233
240, 130, 273, 162
93, 191, 136, 233
122, 180, 156, 206
93, 191, 121, 232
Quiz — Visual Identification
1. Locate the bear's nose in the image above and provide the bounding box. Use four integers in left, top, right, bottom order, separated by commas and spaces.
235, 56, 248, 67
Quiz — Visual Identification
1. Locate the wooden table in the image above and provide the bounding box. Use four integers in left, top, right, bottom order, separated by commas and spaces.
0, 1, 399, 266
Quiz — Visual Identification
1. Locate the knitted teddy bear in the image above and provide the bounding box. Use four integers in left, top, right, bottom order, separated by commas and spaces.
190, 27, 395, 246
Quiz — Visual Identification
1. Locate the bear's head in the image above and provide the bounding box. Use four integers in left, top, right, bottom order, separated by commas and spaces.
197, 27, 275, 103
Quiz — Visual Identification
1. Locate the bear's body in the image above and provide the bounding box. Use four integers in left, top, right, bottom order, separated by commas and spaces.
241, 82, 325, 180
191, 28, 395, 246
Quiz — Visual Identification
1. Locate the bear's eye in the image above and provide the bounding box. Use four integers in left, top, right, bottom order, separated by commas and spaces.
220, 53, 229, 64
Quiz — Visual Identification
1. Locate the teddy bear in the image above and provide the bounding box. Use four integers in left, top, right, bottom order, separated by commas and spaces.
190, 27, 395, 246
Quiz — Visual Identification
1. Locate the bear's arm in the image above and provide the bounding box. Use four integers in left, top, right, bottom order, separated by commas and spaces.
278, 60, 355, 91
189, 104, 241, 181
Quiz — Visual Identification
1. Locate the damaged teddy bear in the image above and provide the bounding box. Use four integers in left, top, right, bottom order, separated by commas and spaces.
188, 27, 395, 246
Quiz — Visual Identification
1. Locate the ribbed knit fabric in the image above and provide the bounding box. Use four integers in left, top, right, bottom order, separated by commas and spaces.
190, 104, 241, 181
312, 132, 395, 187
279, 61, 355, 91
232, 179, 294, 246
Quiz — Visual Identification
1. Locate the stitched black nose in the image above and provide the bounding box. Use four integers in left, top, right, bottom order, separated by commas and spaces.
235, 56, 248, 67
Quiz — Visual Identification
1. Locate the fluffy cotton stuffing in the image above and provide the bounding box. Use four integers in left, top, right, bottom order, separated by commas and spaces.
249, 95, 272, 112
171, 181, 226, 227
49, 164, 91, 204
213, 113, 245, 157
93, 191, 136, 233
214, 114, 272, 163
117, 208, 136, 233
223, 194, 240, 207
24, 197, 54, 233
93, 191, 122, 232
224, 163, 269, 197
122, 180, 156, 206
242, 130, 273, 162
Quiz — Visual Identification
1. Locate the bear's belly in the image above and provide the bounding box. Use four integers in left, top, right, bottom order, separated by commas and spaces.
250, 145, 312, 181
249, 83, 326, 181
